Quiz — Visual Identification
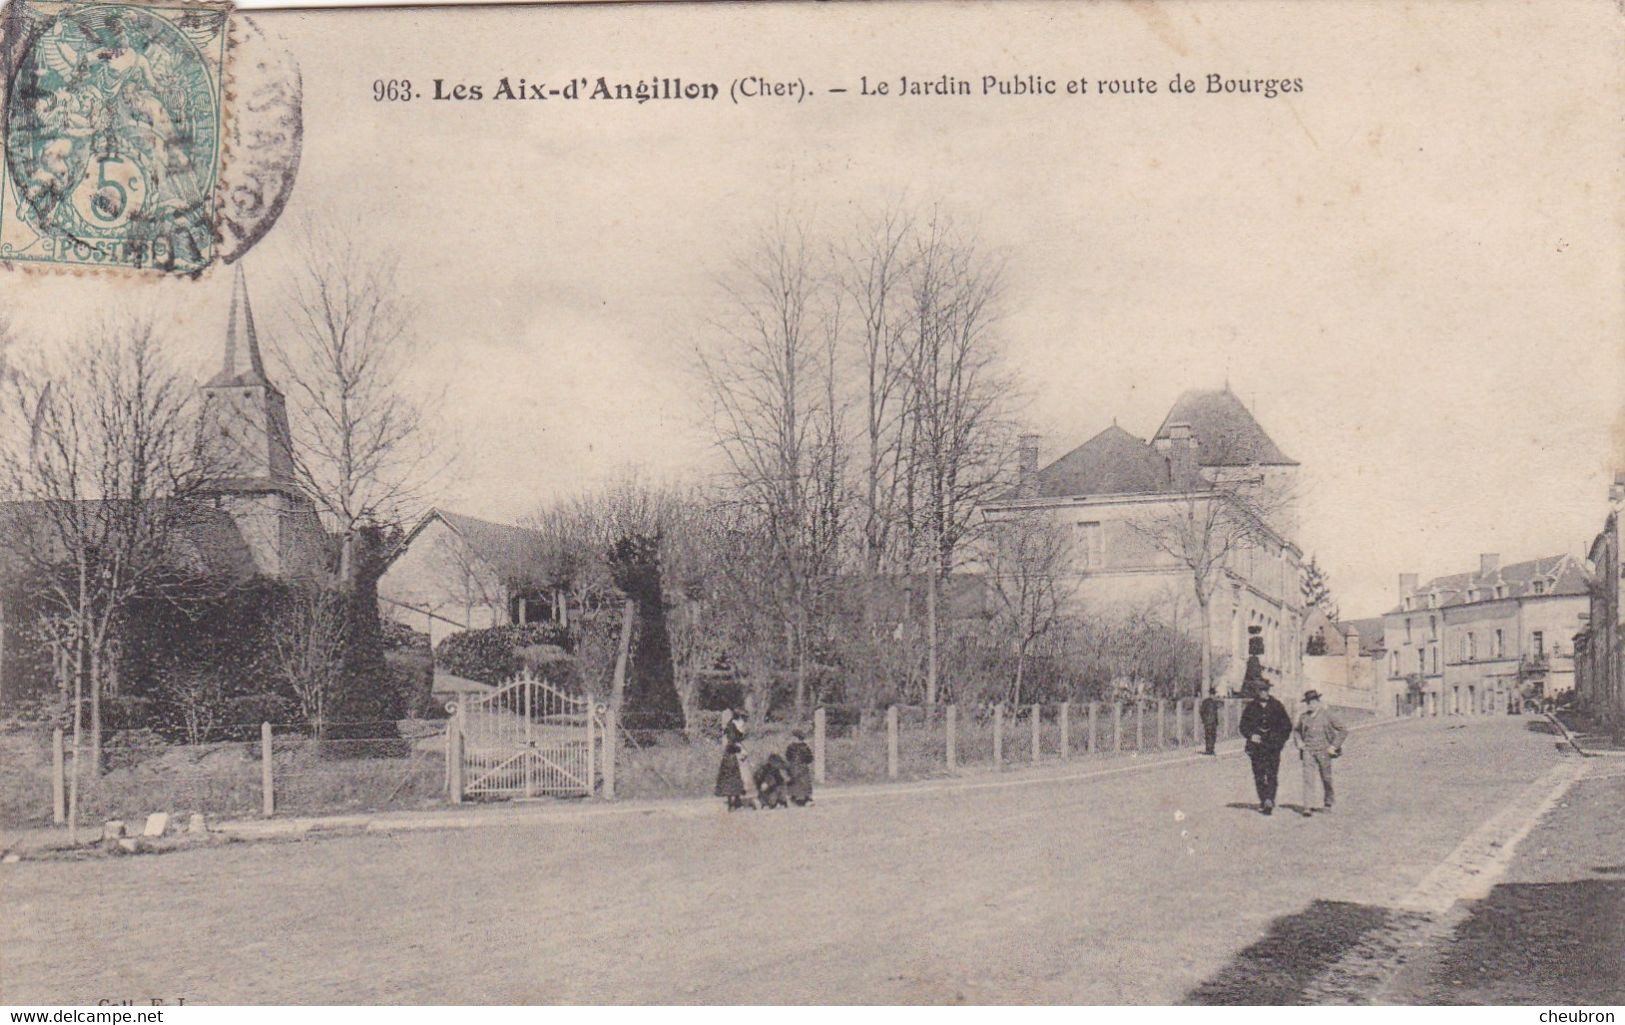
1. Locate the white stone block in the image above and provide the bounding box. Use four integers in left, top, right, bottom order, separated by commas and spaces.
142, 813, 169, 837
187, 813, 207, 835
101, 820, 126, 841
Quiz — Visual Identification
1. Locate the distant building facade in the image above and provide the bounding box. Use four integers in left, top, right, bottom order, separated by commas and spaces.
1300, 610, 1388, 712
981, 387, 1306, 697
378, 509, 551, 645
1574, 477, 1625, 729
1381, 553, 1587, 716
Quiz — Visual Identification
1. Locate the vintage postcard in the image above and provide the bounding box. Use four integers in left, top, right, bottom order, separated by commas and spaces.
0, 0, 1620, 1010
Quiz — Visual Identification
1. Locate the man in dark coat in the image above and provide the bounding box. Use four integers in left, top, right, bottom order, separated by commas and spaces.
1199, 687, 1222, 755
1237, 679, 1292, 815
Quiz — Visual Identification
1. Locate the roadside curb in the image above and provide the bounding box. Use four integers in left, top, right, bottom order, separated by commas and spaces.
1545, 712, 1625, 758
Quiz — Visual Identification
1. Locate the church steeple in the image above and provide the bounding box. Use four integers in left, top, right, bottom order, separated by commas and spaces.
208, 263, 274, 389
199, 264, 295, 486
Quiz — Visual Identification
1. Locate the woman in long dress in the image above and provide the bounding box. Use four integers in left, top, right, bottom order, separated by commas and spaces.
714, 739, 747, 810
715, 708, 755, 810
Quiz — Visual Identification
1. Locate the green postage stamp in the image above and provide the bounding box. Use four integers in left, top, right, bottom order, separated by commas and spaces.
1, 0, 229, 273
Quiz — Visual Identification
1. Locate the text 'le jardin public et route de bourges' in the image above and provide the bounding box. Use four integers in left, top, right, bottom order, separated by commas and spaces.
372, 71, 1307, 105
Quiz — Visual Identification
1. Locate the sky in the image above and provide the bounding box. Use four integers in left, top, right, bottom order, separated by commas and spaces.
3, 0, 1620, 619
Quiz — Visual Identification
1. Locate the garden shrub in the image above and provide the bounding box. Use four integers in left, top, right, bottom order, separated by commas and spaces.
434, 622, 571, 685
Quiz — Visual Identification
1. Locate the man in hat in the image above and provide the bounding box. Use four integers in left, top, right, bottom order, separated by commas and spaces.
1293, 690, 1348, 815
1199, 687, 1223, 755
1237, 678, 1292, 814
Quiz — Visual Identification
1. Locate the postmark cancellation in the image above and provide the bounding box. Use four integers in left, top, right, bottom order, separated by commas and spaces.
1, 0, 229, 274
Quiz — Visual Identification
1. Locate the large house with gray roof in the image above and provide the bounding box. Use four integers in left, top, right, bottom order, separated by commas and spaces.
981, 386, 1306, 698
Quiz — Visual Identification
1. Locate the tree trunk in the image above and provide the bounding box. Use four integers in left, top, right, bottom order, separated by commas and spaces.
925, 569, 939, 705
1197, 593, 1211, 697
89, 643, 101, 773
610, 597, 635, 713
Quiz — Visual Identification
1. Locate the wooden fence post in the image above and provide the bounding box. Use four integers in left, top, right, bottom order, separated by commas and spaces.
886, 705, 899, 779
1112, 703, 1123, 753
946, 704, 958, 770
1175, 699, 1184, 747
1059, 702, 1070, 760
813, 707, 826, 784
602, 705, 617, 799
993, 706, 1004, 768
260, 722, 274, 817
51, 726, 65, 825
584, 704, 596, 797
1156, 699, 1166, 749
1088, 702, 1098, 753
1031, 704, 1041, 763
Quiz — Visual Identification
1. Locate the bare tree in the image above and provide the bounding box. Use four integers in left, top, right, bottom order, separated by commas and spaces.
268, 584, 350, 738
982, 507, 1079, 706
901, 212, 1016, 704
271, 216, 445, 590
697, 218, 846, 714
0, 321, 215, 840
1124, 441, 1297, 696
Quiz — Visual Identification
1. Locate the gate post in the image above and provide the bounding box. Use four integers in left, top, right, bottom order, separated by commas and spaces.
886, 705, 899, 779
946, 704, 957, 770
1113, 703, 1123, 753
448, 723, 464, 804
1088, 702, 1098, 754
1156, 699, 1166, 749
602, 705, 617, 800
1059, 702, 1070, 761
813, 707, 826, 784
584, 704, 596, 798
1031, 704, 1041, 763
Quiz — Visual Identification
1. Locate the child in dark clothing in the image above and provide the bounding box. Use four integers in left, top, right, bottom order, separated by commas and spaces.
756, 753, 790, 809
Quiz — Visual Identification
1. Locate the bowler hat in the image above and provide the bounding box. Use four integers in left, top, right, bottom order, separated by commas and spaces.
1302, 689, 1322, 702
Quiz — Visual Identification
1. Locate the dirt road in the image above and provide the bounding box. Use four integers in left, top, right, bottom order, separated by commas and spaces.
0, 716, 1603, 1004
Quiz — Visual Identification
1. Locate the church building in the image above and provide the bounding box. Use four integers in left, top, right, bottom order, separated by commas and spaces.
196, 266, 330, 580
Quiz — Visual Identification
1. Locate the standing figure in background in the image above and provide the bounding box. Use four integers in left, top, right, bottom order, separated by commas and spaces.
725, 708, 756, 804
1293, 689, 1348, 815
1199, 687, 1222, 755
1238, 679, 1292, 815
785, 729, 815, 806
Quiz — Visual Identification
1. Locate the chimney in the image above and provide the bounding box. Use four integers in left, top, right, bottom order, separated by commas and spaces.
1399, 573, 1419, 603
1480, 553, 1500, 578
1017, 433, 1040, 497
1166, 422, 1197, 486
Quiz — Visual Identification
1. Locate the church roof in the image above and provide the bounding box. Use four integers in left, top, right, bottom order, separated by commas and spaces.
206, 265, 275, 390
0, 500, 260, 585
1152, 388, 1296, 466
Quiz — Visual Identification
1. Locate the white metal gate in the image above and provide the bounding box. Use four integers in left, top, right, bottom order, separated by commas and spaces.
456, 672, 596, 798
